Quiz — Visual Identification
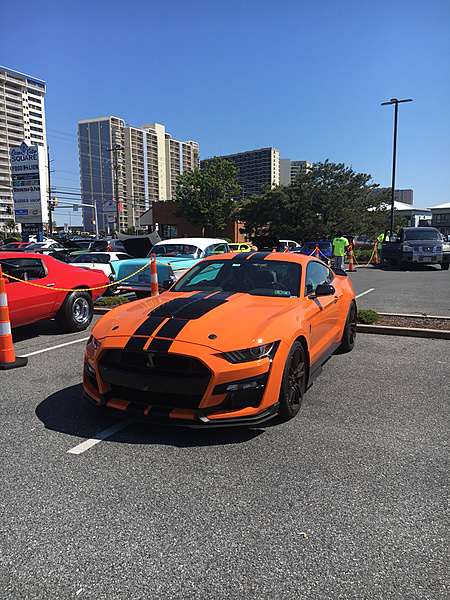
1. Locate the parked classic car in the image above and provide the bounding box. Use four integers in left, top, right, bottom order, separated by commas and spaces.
114, 237, 229, 298
71, 251, 134, 295
82, 251, 357, 427
0, 252, 108, 331
294, 241, 333, 265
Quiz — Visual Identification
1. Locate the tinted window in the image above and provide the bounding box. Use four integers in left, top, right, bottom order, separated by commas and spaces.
304, 261, 333, 295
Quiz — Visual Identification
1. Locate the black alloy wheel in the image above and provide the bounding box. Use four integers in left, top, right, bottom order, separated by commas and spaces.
278, 341, 307, 420
340, 301, 357, 353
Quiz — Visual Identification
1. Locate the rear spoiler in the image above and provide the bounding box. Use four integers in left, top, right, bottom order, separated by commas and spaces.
331, 267, 348, 276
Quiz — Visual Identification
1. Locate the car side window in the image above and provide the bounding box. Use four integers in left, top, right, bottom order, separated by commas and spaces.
304, 261, 333, 295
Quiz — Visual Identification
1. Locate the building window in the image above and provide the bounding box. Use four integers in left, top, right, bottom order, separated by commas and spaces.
30, 126, 43, 132
162, 224, 178, 238
435, 214, 446, 224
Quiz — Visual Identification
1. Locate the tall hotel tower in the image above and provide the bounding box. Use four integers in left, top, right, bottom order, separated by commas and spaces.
78, 117, 199, 232
0, 66, 47, 230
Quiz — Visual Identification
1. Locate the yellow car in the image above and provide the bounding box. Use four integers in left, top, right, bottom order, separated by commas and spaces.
229, 243, 252, 253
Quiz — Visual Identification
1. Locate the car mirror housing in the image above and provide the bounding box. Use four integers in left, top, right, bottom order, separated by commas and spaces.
312, 284, 335, 297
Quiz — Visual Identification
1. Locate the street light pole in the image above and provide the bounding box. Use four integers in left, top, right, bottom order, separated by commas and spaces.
381, 98, 413, 233
107, 145, 122, 233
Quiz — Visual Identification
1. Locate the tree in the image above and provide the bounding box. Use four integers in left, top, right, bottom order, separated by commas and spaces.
233, 160, 392, 241
174, 158, 241, 237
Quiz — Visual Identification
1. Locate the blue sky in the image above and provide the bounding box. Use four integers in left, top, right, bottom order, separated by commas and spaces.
1, 0, 449, 227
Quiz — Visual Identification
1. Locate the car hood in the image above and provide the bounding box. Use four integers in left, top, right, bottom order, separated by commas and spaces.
118, 232, 161, 257
93, 291, 298, 352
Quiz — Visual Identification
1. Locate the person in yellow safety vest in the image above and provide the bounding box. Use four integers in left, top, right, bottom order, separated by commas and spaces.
377, 230, 390, 266
332, 231, 349, 270
377, 230, 391, 250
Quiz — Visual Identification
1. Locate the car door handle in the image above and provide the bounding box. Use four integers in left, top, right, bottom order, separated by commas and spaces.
46, 283, 55, 287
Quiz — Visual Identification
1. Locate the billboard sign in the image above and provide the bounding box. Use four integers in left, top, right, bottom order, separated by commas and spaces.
10, 141, 48, 224
102, 200, 117, 213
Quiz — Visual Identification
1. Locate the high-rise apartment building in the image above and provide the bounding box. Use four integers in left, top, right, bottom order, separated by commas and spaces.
78, 117, 199, 232
279, 159, 312, 185
371, 188, 414, 205
0, 66, 47, 229
201, 147, 279, 201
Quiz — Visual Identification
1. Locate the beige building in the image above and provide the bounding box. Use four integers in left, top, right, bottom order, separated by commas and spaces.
78, 117, 199, 232
201, 147, 280, 200
0, 66, 48, 230
279, 159, 312, 185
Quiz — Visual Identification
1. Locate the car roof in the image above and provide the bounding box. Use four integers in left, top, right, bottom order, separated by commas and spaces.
154, 238, 228, 250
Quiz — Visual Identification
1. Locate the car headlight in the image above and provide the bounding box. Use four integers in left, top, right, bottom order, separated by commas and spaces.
401, 244, 413, 251
87, 335, 100, 350
221, 342, 279, 364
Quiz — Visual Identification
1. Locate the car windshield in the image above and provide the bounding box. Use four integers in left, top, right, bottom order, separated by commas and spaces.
404, 229, 441, 241
150, 244, 199, 258
171, 259, 301, 297
72, 253, 110, 264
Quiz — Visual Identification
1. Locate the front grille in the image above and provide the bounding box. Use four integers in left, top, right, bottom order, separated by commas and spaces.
98, 349, 211, 410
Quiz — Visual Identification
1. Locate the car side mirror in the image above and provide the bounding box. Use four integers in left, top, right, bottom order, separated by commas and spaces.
160, 277, 175, 291
312, 284, 335, 297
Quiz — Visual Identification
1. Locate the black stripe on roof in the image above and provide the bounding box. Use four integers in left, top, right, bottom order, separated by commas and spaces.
250, 252, 272, 260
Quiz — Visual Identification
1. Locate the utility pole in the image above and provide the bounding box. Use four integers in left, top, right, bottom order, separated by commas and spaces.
381, 98, 413, 233
47, 147, 55, 240
107, 145, 122, 233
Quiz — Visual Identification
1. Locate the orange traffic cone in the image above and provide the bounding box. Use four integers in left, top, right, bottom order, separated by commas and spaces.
0, 265, 27, 370
373, 241, 378, 265
348, 244, 354, 271
150, 254, 159, 296
315, 244, 319, 258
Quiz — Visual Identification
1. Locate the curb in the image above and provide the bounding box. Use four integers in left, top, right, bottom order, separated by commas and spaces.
357, 312, 450, 340
356, 324, 450, 340
94, 305, 450, 340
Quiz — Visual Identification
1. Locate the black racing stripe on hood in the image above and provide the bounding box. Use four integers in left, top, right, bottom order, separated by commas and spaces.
250, 252, 272, 260
147, 338, 173, 353
149, 292, 209, 319
125, 336, 148, 351
150, 293, 228, 320
133, 316, 165, 337
156, 318, 189, 339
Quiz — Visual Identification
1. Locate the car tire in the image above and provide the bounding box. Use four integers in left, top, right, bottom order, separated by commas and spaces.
55, 290, 93, 332
441, 262, 449, 270
278, 341, 307, 421
340, 301, 357, 353
106, 281, 120, 296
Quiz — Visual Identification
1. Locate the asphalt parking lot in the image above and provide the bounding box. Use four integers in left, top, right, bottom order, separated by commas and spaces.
347, 263, 449, 316
2, 266, 449, 600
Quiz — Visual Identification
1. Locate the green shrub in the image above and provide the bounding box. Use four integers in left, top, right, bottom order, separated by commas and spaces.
95, 295, 130, 307
357, 309, 380, 324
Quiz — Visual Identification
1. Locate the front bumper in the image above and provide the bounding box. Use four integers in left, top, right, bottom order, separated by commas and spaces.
82, 339, 284, 427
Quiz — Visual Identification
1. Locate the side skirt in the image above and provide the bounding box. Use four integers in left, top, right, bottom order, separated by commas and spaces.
307, 341, 341, 388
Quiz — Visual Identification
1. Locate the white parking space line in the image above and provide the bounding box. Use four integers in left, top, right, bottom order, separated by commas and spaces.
67, 420, 133, 455
23, 337, 90, 358
355, 288, 374, 299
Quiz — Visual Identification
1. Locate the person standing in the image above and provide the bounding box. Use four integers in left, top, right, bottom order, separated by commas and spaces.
377, 229, 390, 266
332, 231, 349, 270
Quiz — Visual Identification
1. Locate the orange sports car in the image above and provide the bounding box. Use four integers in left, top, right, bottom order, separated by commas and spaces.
83, 251, 357, 427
